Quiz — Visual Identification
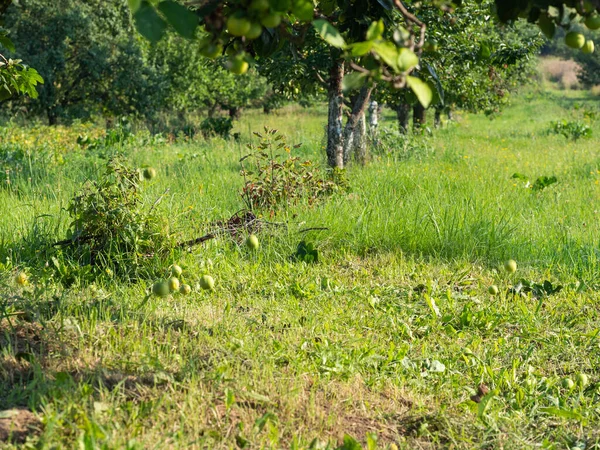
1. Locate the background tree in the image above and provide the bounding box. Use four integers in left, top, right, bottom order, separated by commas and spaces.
4, 0, 165, 124
131, 0, 437, 169
0, 1, 42, 104
151, 32, 272, 122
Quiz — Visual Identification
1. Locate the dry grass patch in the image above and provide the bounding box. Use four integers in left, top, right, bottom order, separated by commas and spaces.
539, 57, 582, 90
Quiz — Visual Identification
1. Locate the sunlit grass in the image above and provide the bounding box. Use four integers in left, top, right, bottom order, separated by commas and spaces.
1, 88, 600, 448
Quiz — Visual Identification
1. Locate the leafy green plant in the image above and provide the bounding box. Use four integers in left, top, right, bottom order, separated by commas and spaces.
61, 157, 174, 280
511, 173, 558, 191
199, 117, 233, 139
293, 240, 319, 264
549, 120, 592, 140
509, 279, 563, 298
240, 128, 344, 211
0, 27, 43, 101
531, 175, 558, 192
77, 117, 134, 156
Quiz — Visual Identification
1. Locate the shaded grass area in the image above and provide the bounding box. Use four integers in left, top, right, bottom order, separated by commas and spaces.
1, 90, 600, 448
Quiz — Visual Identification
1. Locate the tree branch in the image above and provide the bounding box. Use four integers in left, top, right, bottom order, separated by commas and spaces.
392, 0, 426, 56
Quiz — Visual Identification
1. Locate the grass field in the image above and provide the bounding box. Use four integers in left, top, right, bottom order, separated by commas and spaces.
1, 87, 600, 449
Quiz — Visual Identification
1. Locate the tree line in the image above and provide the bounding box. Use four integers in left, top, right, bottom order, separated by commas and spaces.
1, 0, 599, 165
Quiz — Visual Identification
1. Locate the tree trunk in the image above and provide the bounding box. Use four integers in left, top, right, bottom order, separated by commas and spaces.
353, 113, 367, 165
368, 100, 378, 133
207, 103, 218, 118
47, 108, 58, 126
434, 109, 442, 129
326, 56, 345, 168
228, 107, 242, 120
413, 103, 426, 131
395, 103, 411, 134
342, 85, 373, 165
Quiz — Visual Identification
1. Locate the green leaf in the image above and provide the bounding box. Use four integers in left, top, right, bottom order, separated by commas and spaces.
342, 72, 367, 92
158, 0, 198, 39
511, 172, 528, 180
477, 392, 494, 419
134, 1, 167, 43
397, 48, 418, 72
424, 293, 440, 318
128, 0, 142, 13
312, 19, 346, 49
336, 434, 363, 450
366, 433, 378, 450
406, 76, 433, 108
0, 35, 15, 53
539, 407, 584, 421
371, 41, 399, 71
428, 360, 446, 372
478, 42, 491, 59
350, 41, 373, 56
366, 20, 384, 41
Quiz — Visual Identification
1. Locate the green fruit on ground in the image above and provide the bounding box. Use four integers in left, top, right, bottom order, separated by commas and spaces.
582, 40, 595, 54
143, 167, 156, 180
261, 13, 282, 28
15, 272, 28, 286
576, 373, 589, 386
170, 264, 183, 277
200, 275, 215, 290
245, 22, 263, 40
565, 32, 585, 49
152, 281, 170, 297
168, 277, 180, 292
562, 377, 575, 389
585, 14, 600, 30
488, 285, 499, 295
180, 284, 192, 295
227, 15, 252, 37
504, 259, 517, 273
228, 56, 249, 75
246, 234, 259, 250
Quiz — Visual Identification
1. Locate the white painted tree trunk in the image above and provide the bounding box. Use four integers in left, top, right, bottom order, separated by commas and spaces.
353, 112, 367, 165
342, 85, 373, 165
368, 100, 378, 133
326, 58, 345, 168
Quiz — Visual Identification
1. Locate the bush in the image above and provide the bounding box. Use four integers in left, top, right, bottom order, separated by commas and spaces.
61, 157, 174, 280
240, 128, 346, 212
200, 117, 233, 139
549, 120, 592, 140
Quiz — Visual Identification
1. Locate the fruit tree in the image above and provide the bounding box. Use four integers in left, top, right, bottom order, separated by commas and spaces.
130, 0, 600, 167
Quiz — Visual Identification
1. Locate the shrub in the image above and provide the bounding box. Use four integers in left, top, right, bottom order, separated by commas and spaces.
200, 117, 233, 139
549, 120, 592, 140
240, 128, 345, 212
61, 157, 174, 280
77, 117, 134, 156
